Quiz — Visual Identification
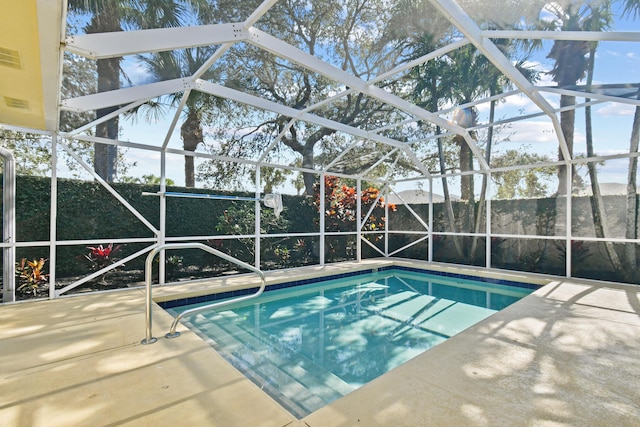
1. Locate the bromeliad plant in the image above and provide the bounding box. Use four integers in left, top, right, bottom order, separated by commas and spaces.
16, 258, 49, 296
85, 243, 122, 271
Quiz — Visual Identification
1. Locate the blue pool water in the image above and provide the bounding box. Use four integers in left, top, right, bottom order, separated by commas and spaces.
166, 268, 535, 417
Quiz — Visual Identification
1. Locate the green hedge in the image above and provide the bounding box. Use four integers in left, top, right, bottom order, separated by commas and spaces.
8, 175, 316, 276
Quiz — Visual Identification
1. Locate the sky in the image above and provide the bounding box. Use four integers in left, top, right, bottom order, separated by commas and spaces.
63, 1, 640, 196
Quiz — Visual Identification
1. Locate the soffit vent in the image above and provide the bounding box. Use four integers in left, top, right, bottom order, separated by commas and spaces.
4, 96, 30, 109
0, 47, 22, 69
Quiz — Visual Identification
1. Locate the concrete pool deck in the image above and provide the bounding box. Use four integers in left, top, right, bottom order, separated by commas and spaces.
1, 259, 639, 426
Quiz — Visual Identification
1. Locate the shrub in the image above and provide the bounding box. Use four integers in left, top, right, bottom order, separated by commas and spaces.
16, 258, 49, 296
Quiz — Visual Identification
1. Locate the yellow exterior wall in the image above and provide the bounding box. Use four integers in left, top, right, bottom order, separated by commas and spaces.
0, 0, 48, 130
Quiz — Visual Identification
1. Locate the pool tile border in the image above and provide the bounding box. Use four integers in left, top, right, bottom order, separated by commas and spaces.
159, 266, 540, 309
386, 266, 541, 290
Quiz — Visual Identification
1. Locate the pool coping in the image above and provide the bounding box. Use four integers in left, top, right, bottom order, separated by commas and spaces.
157, 261, 542, 310
2, 257, 639, 426
151, 258, 553, 307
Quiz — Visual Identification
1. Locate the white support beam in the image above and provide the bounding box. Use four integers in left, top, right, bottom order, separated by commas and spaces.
373, 117, 416, 133
58, 142, 160, 235
389, 187, 430, 232
483, 30, 640, 43
246, 27, 490, 171
402, 147, 434, 180
61, 78, 193, 112
192, 42, 232, 80
161, 90, 191, 150
372, 38, 471, 84
247, 39, 468, 146
195, 79, 410, 149
67, 98, 149, 136
429, 0, 572, 165
62, 133, 165, 153
256, 118, 295, 164
437, 98, 606, 139
64, 23, 248, 59
244, 0, 281, 28
358, 148, 399, 179
361, 184, 387, 232
538, 86, 640, 107
302, 39, 462, 132
323, 140, 362, 172
438, 89, 522, 116
388, 235, 429, 257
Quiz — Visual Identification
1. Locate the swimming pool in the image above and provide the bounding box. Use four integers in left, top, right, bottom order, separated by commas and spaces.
164, 267, 536, 418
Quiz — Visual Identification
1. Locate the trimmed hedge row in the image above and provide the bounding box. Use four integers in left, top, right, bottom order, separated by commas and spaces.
6, 176, 639, 285
9, 175, 317, 276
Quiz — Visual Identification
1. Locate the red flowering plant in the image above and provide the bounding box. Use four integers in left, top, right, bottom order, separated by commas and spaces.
313, 175, 396, 232
313, 176, 396, 259
85, 243, 122, 273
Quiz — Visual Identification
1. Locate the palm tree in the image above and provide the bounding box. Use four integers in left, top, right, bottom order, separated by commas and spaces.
580, 4, 626, 275
546, 0, 640, 277
620, 0, 640, 273
543, 2, 593, 197
626, 88, 640, 272
398, 6, 532, 262
66, 0, 192, 182
139, 47, 219, 187
406, 33, 465, 259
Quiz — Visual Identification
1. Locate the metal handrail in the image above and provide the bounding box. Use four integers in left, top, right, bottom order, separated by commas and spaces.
141, 242, 266, 345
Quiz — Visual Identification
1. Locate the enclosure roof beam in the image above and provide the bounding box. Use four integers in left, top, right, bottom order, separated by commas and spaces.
429, 0, 572, 165
246, 27, 489, 171
537, 86, 640, 107
60, 64, 410, 152
371, 39, 471, 84
67, 99, 150, 136
402, 146, 434, 179
372, 87, 522, 136
322, 140, 363, 173
261, 40, 471, 141
61, 78, 193, 112
195, 79, 410, 149
483, 30, 640, 43
64, 23, 248, 59
243, 0, 281, 28
358, 148, 399, 179
438, 89, 523, 116
256, 118, 296, 164
160, 43, 234, 150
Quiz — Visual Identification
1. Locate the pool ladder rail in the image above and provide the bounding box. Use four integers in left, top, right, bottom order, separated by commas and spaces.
141, 243, 266, 345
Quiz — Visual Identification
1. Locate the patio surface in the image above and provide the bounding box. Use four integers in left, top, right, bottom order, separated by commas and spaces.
1, 259, 639, 426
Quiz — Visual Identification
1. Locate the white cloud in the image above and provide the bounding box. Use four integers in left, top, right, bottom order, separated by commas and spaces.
121, 57, 152, 86
596, 103, 636, 117
506, 120, 558, 144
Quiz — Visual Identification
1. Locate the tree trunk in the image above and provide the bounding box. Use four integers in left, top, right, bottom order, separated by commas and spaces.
301, 128, 337, 195
584, 46, 624, 276
181, 110, 203, 187
557, 95, 575, 196
457, 135, 474, 203
438, 135, 463, 259
431, 79, 463, 259
88, 12, 121, 182
302, 145, 315, 196
455, 120, 476, 259
470, 99, 496, 261
625, 90, 640, 271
